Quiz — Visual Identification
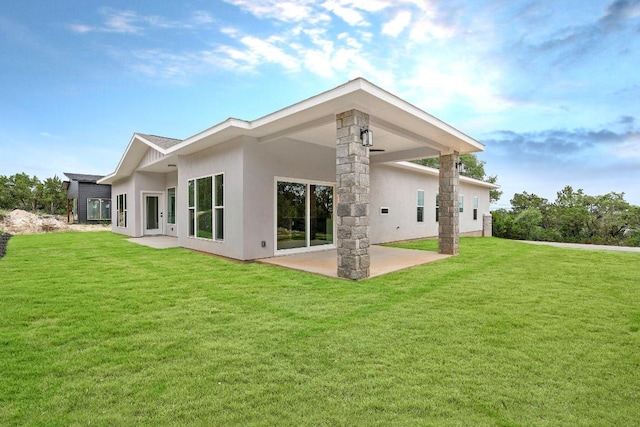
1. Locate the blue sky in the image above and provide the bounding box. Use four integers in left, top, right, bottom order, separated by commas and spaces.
1, 0, 639, 206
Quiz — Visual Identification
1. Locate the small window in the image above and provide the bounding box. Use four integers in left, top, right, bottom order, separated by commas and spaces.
417, 190, 424, 222
435, 194, 439, 222
459, 195, 464, 213
167, 187, 176, 224
473, 196, 479, 221
380, 207, 389, 215
188, 180, 195, 237
117, 194, 127, 227
214, 173, 224, 241
87, 198, 110, 221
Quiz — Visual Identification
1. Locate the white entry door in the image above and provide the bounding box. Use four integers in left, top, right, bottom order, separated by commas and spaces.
144, 193, 164, 235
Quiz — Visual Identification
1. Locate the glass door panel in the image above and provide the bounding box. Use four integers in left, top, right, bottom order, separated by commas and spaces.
277, 182, 307, 250
145, 195, 161, 235
310, 185, 333, 247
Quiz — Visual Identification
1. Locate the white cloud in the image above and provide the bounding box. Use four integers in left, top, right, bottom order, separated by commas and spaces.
68, 8, 214, 34
223, 0, 320, 23
382, 10, 412, 37
321, 0, 368, 26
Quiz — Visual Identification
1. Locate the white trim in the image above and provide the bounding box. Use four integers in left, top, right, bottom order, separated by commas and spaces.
141, 191, 165, 236
186, 172, 225, 242
416, 189, 425, 223
166, 186, 176, 225
273, 176, 336, 256
391, 161, 500, 189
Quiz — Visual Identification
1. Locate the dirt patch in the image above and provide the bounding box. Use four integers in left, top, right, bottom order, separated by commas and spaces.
0, 209, 110, 235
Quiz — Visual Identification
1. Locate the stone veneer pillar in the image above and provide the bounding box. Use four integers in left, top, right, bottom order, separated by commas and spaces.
439, 152, 460, 255
336, 110, 370, 280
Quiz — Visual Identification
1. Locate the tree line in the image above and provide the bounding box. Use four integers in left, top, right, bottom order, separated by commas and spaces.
492, 186, 640, 246
0, 173, 67, 215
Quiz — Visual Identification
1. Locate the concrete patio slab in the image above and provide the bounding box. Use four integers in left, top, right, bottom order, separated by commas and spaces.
259, 245, 451, 278
127, 236, 180, 249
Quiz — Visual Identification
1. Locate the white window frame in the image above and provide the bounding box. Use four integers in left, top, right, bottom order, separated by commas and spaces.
167, 187, 176, 225
417, 189, 425, 223
473, 196, 479, 221
459, 194, 464, 213
188, 173, 224, 242
116, 193, 127, 228
274, 176, 336, 254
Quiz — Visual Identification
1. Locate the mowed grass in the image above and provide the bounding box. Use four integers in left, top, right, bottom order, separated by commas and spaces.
1, 233, 639, 426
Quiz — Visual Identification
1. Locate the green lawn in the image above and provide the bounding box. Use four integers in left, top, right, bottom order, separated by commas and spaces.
1, 233, 639, 426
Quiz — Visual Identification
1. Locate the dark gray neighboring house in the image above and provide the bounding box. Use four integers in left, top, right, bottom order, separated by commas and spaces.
62, 173, 112, 223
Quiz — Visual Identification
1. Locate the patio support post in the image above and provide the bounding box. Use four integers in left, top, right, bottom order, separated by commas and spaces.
438, 152, 460, 255
336, 110, 370, 280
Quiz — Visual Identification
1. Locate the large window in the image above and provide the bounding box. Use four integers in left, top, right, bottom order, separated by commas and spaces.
116, 194, 127, 227
87, 198, 110, 221
417, 190, 425, 222
167, 187, 176, 224
277, 180, 333, 251
188, 174, 224, 241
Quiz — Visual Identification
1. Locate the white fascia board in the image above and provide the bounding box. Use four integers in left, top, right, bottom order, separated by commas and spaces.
391, 161, 500, 189
165, 118, 251, 155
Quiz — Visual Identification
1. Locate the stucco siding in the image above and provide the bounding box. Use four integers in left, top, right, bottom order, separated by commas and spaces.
370, 164, 491, 244
178, 140, 245, 260
110, 177, 136, 237
370, 164, 438, 244
242, 138, 336, 260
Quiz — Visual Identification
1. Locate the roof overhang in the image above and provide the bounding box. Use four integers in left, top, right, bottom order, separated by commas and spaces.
100, 78, 485, 184
391, 161, 500, 189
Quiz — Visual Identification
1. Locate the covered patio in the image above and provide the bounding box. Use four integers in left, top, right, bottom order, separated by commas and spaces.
259, 245, 450, 278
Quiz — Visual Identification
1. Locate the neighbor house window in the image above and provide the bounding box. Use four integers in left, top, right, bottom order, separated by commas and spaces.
459, 195, 464, 213
167, 187, 176, 224
87, 198, 110, 221
188, 174, 224, 241
116, 194, 127, 227
435, 194, 439, 222
417, 190, 425, 222
473, 196, 479, 220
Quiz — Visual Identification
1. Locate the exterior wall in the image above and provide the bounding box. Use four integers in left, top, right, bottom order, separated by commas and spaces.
370, 164, 491, 244
133, 171, 168, 237
458, 181, 491, 235
242, 137, 336, 260
110, 177, 136, 237
177, 140, 245, 260
370, 164, 438, 243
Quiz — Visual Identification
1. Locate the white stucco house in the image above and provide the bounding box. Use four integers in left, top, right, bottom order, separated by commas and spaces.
99, 78, 496, 279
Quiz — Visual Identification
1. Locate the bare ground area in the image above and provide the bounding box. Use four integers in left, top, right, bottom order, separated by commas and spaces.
0, 209, 110, 235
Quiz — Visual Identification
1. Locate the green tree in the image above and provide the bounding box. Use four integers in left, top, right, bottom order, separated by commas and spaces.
8, 173, 40, 212
413, 154, 502, 203
40, 175, 67, 215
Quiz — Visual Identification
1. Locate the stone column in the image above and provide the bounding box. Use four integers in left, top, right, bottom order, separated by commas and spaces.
336, 110, 370, 280
438, 152, 459, 255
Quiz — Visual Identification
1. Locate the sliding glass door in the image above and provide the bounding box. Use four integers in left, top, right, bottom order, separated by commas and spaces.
277, 180, 334, 251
